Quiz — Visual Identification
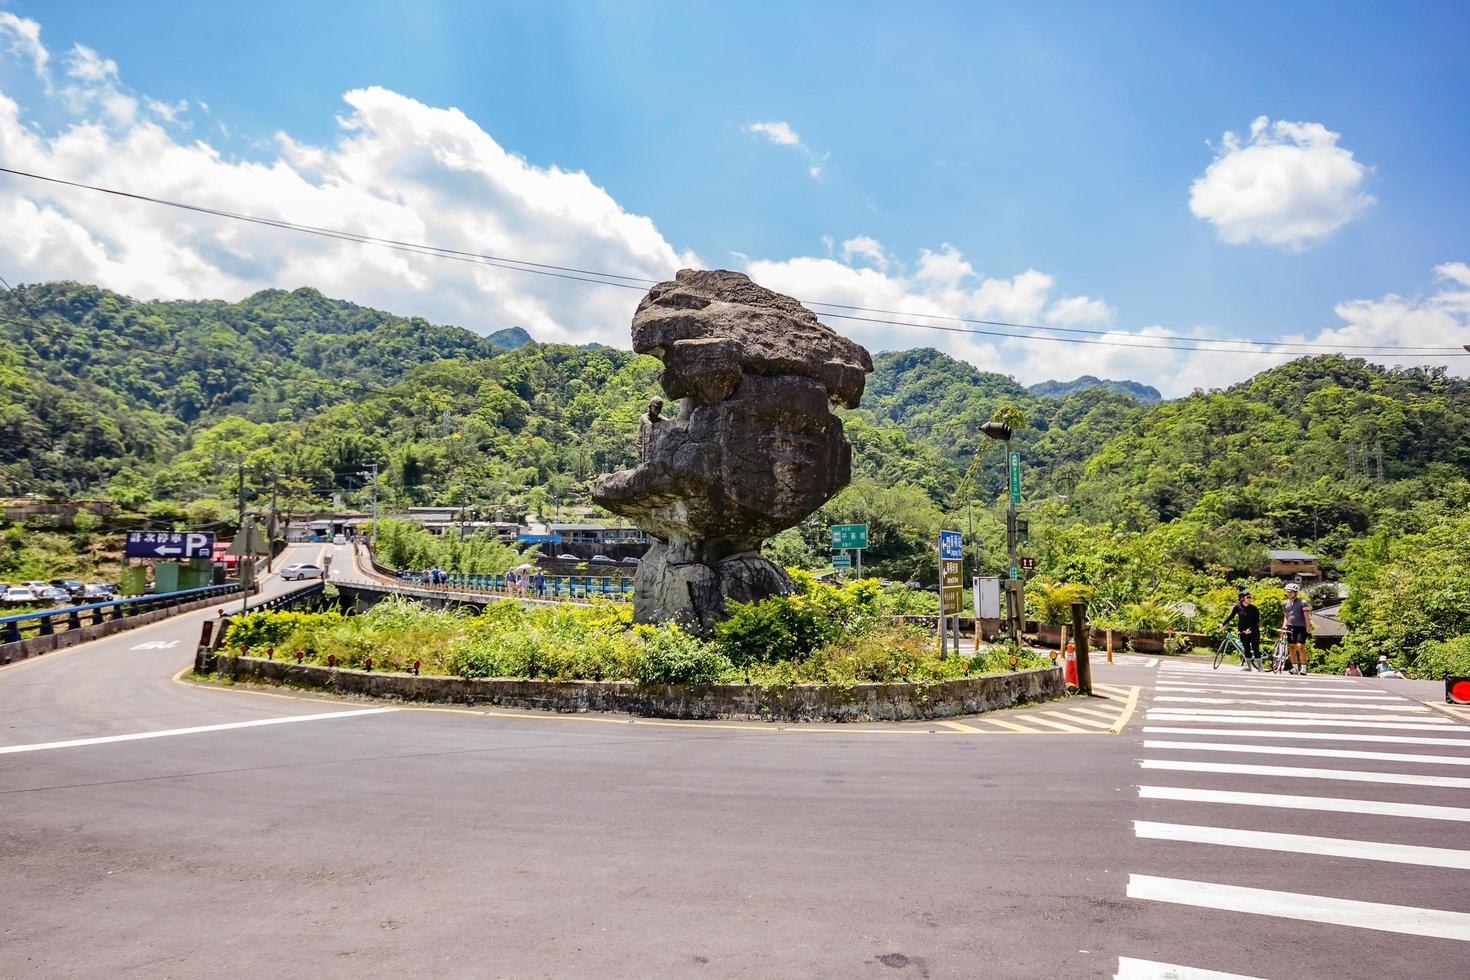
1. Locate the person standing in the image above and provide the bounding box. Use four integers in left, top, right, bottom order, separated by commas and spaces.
1222, 591, 1262, 671
1281, 582, 1314, 675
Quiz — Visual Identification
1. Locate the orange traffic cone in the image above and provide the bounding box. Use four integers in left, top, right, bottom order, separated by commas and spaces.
1063, 641, 1079, 690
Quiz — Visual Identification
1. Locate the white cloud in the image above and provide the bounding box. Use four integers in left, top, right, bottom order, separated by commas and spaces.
0, 25, 1458, 399
144, 96, 189, 124
0, 12, 47, 83
0, 28, 694, 346
1190, 116, 1374, 249
744, 119, 825, 181
840, 235, 888, 271
744, 120, 800, 146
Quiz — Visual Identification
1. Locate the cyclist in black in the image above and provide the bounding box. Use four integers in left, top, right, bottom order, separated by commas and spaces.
1222, 590, 1262, 671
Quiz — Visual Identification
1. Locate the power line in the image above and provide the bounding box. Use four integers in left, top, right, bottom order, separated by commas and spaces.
4, 166, 1464, 358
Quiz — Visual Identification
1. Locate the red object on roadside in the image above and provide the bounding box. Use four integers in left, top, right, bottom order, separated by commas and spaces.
1063, 642, 1078, 690
1448, 677, 1470, 705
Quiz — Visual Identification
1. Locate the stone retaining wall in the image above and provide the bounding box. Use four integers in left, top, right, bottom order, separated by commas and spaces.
213, 656, 1066, 723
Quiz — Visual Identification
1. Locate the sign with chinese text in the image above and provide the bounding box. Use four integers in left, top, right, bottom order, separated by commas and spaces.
830, 524, 869, 550
125, 530, 214, 560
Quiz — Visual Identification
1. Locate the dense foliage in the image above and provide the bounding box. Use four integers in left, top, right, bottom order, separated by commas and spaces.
224, 577, 1041, 687
7, 281, 1469, 673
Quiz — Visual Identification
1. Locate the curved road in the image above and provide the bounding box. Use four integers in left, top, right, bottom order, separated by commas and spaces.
3, 548, 1467, 978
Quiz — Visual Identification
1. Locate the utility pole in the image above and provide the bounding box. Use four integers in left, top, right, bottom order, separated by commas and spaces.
358, 463, 380, 546
237, 461, 246, 533
1375, 441, 1384, 484
267, 470, 278, 572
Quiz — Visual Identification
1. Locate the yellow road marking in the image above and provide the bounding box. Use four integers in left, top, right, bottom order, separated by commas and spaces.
978, 717, 1044, 733
1025, 716, 1090, 733
1043, 712, 1111, 729
1109, 684, 1142, 733
1068, 706, 1122, 723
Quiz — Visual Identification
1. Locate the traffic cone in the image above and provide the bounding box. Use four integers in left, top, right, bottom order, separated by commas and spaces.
1063, 641, 1079, 690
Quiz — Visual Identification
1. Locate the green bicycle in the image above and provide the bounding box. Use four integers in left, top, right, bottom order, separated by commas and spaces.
1212, 631, 1246, 670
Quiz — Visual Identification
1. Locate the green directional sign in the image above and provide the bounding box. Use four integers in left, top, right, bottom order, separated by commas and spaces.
830, 523, 868, 550
1008, 451, 1022, 503
831, 554, 853, 569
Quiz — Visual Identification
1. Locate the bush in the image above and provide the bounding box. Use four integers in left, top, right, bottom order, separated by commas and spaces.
632, 627, 734, 685
1028, 582, 1091, 626
1409, 636, 1470, 680
714, 576, 883, 668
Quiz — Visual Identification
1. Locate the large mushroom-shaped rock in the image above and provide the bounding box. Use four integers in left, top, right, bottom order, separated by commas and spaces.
593, 269, 873, 631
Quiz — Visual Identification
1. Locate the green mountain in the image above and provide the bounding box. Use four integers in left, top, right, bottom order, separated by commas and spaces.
1028, 376, 1161, 403
5, 281, 1468, 672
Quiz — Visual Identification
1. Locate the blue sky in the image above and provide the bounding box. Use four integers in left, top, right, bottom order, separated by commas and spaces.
2, 0, 1467, 392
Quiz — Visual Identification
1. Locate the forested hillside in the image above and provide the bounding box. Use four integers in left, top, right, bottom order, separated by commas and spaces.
4, 281, 1467, 672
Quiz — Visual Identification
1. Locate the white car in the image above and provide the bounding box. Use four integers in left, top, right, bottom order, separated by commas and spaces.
280, 563, 325, 581
3, 586, 38, 606
333, 534, 347, 545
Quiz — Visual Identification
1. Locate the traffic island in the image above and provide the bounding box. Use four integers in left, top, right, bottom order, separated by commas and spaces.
206, 655, 1065, 723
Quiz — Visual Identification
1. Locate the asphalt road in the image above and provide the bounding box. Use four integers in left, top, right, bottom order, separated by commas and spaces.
3, 557, 1467, 979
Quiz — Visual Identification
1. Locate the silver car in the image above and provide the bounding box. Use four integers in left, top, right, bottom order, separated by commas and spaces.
280, 564, 325, 581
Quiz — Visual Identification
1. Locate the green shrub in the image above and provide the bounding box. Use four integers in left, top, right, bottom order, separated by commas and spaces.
1027, 582, 1092, 626
1409, 636, 1470, 680
632, 627, 734, 685
714, 576, 884, 668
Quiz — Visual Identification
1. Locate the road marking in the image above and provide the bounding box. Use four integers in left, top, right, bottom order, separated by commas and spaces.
1146, 708, 1446, 723
1154, 685, 1400, 700
1025, 716, 1090, 733
0, 707, 398, 755
1153, 697, 1427, 711
1126, 874, 1470, 942
1067, 705, 1121, 722
1110, 684, 1142, 732
1144, 712, 1456, 731
1139, 758, 1470, 789
937, 719, 985, 733
1115, 956, 1268, 980
1135, 820, 1470, 870
1041, 711, 1111, 729
1138, 784, 1470, 822
1143, 726, 1470, 747
981, 717, 1043, 733
130, 640, 180, 650
1143, 739, 1470, 767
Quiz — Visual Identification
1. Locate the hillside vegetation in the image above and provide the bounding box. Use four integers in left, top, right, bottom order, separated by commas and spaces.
4, 281, 1468, 673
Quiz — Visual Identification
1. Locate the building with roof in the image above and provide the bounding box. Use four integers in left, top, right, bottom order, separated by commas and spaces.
1268, 549, 1321, 582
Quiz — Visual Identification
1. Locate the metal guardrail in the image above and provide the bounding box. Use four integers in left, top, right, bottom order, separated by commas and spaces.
0, 582, 244, 644
249, 582, 326, 613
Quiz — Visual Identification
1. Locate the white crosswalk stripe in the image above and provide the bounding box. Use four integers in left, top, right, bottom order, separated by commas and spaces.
1120, 664, 1470, 975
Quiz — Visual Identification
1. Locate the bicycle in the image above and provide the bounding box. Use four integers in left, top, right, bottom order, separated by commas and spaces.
1213, 631, 1246, 670
1267, 629, 1290, 674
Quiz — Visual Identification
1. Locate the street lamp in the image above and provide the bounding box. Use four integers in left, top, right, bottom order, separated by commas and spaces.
979, 422, 1022, 640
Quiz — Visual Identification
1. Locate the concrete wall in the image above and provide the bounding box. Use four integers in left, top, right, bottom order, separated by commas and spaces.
214, 656, 1066, 723
0, 588, 243, 665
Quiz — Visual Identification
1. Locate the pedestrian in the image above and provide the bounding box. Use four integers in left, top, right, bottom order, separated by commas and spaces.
1222, 590, 1262, 671
532, 569, 545, 597
505, 568, 517, 595
1280, 582, 1314, 675
1344, 661, 1362, 677
1375, 655, 1406, 679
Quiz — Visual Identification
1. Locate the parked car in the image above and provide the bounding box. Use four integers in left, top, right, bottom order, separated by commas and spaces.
591, 554, 614, 563
3, 586, 38, 606
38, 586, 71, 605
333, 534, 347, 545
621, 556, 641, 565
82, 583, 114, 600
555, 553, 580, 561
23, 581, 50, 595
50, 579, 86, 598
280, 563, 324, 581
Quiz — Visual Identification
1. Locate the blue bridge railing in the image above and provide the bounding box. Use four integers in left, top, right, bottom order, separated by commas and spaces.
394, 572, 633, 602
0, 582, 244, 645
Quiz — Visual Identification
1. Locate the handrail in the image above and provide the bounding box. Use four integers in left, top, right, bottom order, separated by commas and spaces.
376, 571, 633, 602
0, 582, 243, 644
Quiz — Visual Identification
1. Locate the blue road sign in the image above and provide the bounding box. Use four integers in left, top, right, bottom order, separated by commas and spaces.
125, 530, 214, 559
939, 530, 963, 560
